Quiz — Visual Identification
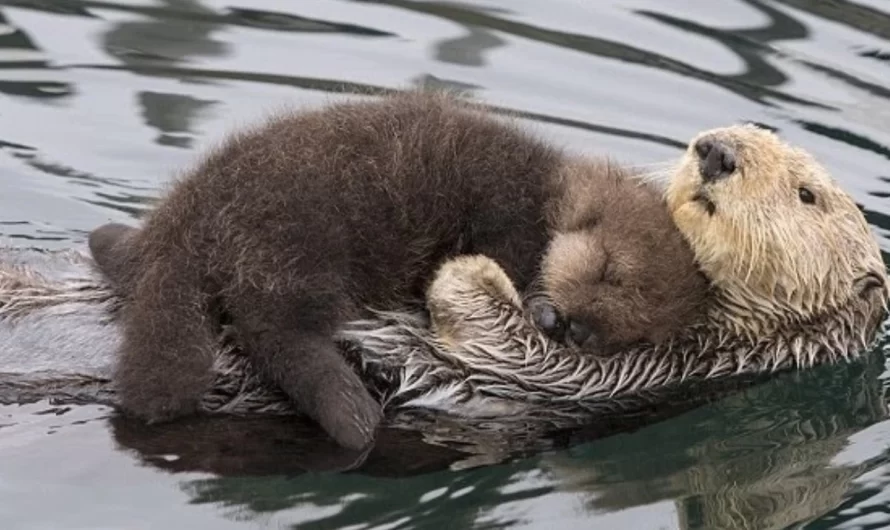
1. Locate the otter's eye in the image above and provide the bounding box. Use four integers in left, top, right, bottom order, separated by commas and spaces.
799, 187, 816, 205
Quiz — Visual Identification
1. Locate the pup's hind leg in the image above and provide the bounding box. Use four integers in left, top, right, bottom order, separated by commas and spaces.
88, 222, 140, 292
116, 257, 217, 422
229, 289, 383, 450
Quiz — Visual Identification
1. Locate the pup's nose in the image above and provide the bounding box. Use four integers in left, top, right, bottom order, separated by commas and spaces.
694, 138, 736, 183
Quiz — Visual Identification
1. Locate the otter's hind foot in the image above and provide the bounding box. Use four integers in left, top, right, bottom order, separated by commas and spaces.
313, 363, 384, 451
118, 381, 205, 425
115, 337, 213, 424
228, 293, 384, 450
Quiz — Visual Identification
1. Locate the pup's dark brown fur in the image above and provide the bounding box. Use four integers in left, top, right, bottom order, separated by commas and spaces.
540, 159, 710, 352
88, 90, 708, 450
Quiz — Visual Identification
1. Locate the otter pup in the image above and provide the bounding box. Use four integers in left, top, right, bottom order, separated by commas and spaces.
87, 90, 708, 450
532, 158, 709, 352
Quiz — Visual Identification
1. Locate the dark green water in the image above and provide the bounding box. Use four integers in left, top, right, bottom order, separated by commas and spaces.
2, 1, 890, 528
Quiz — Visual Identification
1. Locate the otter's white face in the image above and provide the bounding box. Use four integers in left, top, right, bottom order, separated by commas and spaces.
666, 124, 888, 329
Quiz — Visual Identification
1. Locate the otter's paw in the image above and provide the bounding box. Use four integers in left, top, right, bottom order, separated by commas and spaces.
527, 296, 597, 348
428, 255, 522, 308
314, 369, 383, 451
527, 296, 567, 341
426, 255, 523, 345
116, 363, 209, 424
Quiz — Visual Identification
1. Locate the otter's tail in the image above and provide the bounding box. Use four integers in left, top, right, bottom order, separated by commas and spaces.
114, 253, 217, 422
88, 222, 141, 294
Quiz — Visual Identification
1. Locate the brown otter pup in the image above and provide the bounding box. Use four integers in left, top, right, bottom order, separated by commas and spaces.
87, 90, 708, 450
533, 158, 709, 353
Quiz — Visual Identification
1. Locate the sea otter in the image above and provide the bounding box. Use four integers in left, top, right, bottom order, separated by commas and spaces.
349, 122, 889, 412
1, 123, 886, 447
85, 90, 709, 451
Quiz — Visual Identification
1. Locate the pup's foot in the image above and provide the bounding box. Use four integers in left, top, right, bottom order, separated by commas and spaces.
313, 368, 384, 451
118, 384, 202, 425
115, 352, 211, 424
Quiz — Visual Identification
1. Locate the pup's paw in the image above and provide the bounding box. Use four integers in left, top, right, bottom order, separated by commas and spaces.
527, 296, 598, 349
426, 255, 522, 344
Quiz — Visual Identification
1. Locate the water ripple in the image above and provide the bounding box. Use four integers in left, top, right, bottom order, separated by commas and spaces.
0, 1, 890, 528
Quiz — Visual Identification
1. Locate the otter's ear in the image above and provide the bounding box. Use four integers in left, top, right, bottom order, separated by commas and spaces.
854, 271, 888, 299
740, 120, 778, 133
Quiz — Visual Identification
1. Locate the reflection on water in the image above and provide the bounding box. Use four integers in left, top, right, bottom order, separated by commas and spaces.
100, 0, 226, 148
544, 348, 889, 530
1, 0, 890, 528
0, 10, 70, 99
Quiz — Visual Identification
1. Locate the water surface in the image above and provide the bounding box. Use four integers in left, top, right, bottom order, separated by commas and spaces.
2, 1, 890, 528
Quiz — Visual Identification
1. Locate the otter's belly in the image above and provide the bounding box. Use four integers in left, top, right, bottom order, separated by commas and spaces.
0, 249, 119, 405
0, 247, 554, 421
1, 246, 881, 435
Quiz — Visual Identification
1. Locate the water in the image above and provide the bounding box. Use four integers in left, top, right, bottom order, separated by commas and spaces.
1, 0, 890, 528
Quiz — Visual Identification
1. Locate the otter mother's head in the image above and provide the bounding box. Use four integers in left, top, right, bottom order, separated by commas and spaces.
666, 124, 889, 337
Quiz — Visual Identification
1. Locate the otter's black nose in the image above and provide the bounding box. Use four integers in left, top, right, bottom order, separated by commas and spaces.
567, 319, 594, 348
694, 138, 736, 182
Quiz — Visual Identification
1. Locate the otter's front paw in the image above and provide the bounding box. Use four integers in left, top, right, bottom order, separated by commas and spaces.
528, 296, 567, 342
566, 319, 595, 349
315, 369, 384, 451
527, 297, 597, 348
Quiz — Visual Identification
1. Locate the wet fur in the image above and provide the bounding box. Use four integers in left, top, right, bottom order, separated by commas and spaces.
88, 90, 709, 449
4, 120, 880, 446
666, 125, 890, 337
4, 249, 884, 426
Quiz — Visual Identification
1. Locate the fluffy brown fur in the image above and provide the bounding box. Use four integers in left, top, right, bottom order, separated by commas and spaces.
88, 90, 707, 450
539, 158, 710, 352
